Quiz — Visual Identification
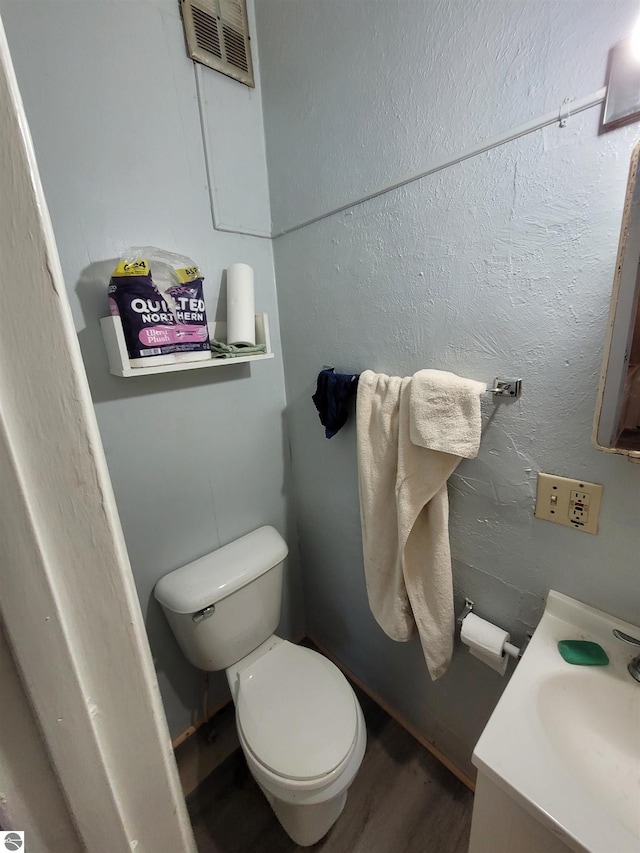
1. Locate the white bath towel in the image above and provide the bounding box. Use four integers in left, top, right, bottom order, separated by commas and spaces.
356, 372, 414, 642
356, 369, 485, 680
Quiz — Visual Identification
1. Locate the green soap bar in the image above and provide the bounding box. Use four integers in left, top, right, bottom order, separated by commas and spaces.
557, 640, 609, 666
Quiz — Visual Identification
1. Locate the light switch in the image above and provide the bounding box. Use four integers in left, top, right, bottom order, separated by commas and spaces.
534, 473, 603, 534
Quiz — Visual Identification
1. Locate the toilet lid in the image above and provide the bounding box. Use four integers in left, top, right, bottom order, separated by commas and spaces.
236, 642, 358, 781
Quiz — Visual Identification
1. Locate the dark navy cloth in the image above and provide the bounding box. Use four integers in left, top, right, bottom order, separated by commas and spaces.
312, 368, 360, 438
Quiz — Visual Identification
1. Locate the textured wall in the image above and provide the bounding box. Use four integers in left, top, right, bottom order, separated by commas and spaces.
0, 0, 303, 739
256, 0, 640, 775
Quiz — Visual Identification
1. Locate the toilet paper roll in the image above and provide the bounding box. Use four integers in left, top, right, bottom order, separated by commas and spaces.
227, 263, 256, 346
460, 612, 510, 675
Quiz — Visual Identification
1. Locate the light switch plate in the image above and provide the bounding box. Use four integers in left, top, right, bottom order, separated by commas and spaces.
534, 473, 603, 534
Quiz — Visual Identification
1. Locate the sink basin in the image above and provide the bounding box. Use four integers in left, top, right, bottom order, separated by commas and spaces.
538, 670, 640, 838
472, 591, 640, 853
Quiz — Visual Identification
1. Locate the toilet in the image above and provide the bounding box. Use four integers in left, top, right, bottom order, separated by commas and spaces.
154, 525, 366, 846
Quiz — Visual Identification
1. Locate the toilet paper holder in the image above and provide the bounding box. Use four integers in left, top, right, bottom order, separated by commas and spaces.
457, 597, 475, 626
457, 597, 523, 659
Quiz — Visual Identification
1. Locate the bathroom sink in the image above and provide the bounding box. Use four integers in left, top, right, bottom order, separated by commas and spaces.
538, 669, 639, 839
472, 590, 640, 853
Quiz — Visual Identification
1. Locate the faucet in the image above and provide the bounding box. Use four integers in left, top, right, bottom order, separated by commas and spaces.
613, 629, 640, 682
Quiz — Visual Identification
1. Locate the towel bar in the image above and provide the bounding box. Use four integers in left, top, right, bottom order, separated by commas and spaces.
319, 369, 522, 399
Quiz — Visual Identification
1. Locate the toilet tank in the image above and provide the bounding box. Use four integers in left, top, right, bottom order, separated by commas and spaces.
154, 526, 288, 671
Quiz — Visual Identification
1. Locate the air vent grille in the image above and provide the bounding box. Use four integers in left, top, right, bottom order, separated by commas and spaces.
181, 0, 254, 87
222, 25, 248, 72
191, 4, 222, 58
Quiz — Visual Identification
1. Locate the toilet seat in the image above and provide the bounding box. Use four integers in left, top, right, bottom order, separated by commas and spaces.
236, 642, 358, 782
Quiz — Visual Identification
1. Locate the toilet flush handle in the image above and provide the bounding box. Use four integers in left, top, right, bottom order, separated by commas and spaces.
192, 604, 215, 623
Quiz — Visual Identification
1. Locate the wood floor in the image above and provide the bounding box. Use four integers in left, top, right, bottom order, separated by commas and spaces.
187, 689, 474, 853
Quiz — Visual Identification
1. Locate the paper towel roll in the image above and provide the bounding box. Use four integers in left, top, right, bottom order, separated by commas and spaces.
227, 263, 255, 346
460, 612, 510, 675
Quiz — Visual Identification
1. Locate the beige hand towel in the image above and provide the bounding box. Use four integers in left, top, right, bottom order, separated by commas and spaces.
410, 369, 486, 458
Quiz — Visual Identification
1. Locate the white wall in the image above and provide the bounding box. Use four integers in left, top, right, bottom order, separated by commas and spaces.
256, 0, 640, 775
0, 0, 303, 739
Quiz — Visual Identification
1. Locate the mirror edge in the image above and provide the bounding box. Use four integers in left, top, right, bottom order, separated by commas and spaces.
592, 138, 640, 462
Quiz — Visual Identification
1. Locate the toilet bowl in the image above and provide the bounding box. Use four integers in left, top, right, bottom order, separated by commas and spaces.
227, 635, 366, 845
154, 525, 366, 846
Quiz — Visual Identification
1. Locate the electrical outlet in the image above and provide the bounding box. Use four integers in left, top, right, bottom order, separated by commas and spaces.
534, 473, 603, 534
569, 489, 590, 525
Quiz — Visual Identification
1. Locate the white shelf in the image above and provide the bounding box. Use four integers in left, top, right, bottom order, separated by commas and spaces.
100, 314, 274, 377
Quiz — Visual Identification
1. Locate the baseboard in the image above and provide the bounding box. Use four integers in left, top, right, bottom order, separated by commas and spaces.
172, 692, 232, 750
173, 700, 239, 798
307, 634, 476, 792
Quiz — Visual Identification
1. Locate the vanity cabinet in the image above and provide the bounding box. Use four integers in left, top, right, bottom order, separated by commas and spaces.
468, 591, 639, 853
469, 775, 575, 853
